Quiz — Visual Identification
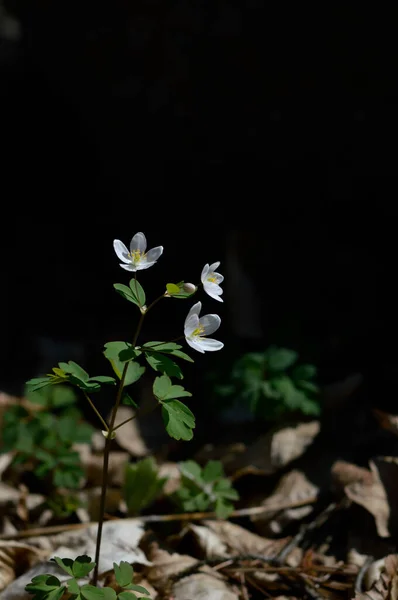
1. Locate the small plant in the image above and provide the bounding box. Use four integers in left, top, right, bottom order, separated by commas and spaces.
25, 555, 149, 600
21, 233, 225, 593
0, 384, 94, 492
216, 346, 320, 420
123, 457, 168, 515
172, 459, 239, 518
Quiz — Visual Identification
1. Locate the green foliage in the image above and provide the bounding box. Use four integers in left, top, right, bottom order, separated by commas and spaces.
172, 460, 239, 518
26, 556, 150, 600
152, 374, 194, 440
123, 457, 167, 515
114, 279, 146, 309
166, 281, 196, 299
26, 361, 116, 394
0, 385, 93, 494
215, 345, 320, 420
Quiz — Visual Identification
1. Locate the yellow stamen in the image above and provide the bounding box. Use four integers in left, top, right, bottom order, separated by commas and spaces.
192, 324, 205, 337
207, 275, 217, 283
129, 249, 145, 262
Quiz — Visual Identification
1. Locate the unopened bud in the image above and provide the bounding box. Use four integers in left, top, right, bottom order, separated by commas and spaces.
183, 282, 197, 294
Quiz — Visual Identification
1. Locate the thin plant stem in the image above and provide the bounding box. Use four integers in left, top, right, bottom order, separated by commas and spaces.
91, 288, 166, 585
83, 392, 109, 432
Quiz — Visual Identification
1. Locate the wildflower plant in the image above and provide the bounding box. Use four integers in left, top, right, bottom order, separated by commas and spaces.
25, 232, 224, 596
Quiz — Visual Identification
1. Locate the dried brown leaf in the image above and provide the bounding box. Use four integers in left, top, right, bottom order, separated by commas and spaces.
83, 450, 130, 487
145, 542, 197, 589
113, 407, 149, 457
157, 462, 181, 496
251, 470, 319, 535
356, 554, 398, 600
345, 458, 398, 538
172, 572, 239, 600
229, 421, 320, 477
331, 460, 374, 493
0, 541, 48, 592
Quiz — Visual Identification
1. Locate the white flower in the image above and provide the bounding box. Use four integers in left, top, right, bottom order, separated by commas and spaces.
201, 261, 224, 302
113, 232, 163, 272
184, 301, 224, 353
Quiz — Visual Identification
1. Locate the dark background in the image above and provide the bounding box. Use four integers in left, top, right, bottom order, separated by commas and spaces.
1, 2, 397, 428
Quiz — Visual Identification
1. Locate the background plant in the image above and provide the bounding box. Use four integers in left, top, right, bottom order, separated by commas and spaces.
0, 384, 94, 493
215, 345, 320, 421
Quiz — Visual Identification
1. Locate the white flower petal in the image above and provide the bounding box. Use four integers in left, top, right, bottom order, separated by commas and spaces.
186, 337, 205, 353
146, 246, 163, 263
136, 261, 157, 271
201, 263, 210, 283
113, 240, 130, 263
203, 282, 224, 302
195, 337, 224, 352
130, 232, 147, 253
186, 302, 202, 324
184, 314, 199, 337
199, 314, 221, 335
120, 263, 137, 272
213, 273, 224, 284
209, 261, 220, 272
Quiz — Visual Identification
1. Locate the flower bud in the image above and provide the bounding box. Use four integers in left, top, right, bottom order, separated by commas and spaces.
183, 282, 197, 294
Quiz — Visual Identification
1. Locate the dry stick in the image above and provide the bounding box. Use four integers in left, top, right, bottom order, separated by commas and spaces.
0, 497, 318, 541
355, 555, 374, 594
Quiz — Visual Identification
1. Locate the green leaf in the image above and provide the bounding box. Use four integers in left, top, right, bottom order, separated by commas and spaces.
164, 384, 192, 400
104, 341, 133, 360
107, 357, 145, 387
52, 556, 74, 576
166, 283, 180, 295
215, 498, 234, 519
72, 555, 96, 578
114, 283, 137, 305
88, 376, 116, 385
67, 578, 80, 595
123, 457, 167, 515
51, 385, 78, 408
119, 347, 142, 362
179, 460, 202, 481
292, 364, 317, 380
202, 460, 224, 482
81, 584, 106, 600
123, 584, 150, 594
58, 361, 89, 382
145, 352, 183, 379
25, 376, 52, 393
266, 347, 298, 372
114, 561, 134, 587
143, 341, 182, 351
297, 380, 319, 394
169, 349, 194, 363
103, 588, 117, 600
162, 400, 195, 440
129, 279, 146, 307
122, 393, 138, 408
153, 374, 172, 400
25, 574, 65, 600
117, 593, 138, 600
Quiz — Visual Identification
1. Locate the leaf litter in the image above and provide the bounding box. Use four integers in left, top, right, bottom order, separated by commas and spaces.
3, 384, 398, 599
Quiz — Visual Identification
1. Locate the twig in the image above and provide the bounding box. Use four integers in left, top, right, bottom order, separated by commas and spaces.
275, 501, 338, 564
0, 498, 318, 541
355, 555, 374, 594
169, 554, 279, 583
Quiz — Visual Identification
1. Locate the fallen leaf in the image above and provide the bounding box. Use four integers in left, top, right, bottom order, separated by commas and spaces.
0, 541, 48, 592
228, 422, 320, 477
113, 407, 149, 457
194, 521, 300, 565
373, 410, 398, 437
145, 542, 197, 589
77, 487, 123, 521
356, 554, 398, 599
345, 458, 398, 538
331, 460, 374, 493
0, 559, 72, 600
83, 450, 130, 487
157, 462, 181, 496
172, 572, 239, 600
251, 470, 319, 535
29, 518, 150, 574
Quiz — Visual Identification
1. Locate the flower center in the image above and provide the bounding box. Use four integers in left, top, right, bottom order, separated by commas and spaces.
207, 275, 217, 283
192, 324, 205, 337
129, 249, 145, 263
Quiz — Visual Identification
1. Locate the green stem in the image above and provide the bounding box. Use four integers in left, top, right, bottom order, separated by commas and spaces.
83, 392, 109, 432
91, 289, 166, 585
